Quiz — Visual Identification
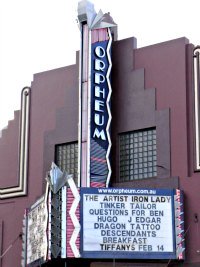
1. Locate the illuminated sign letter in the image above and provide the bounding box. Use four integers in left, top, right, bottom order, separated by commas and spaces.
95, 86, 105, 99
95, 59, 106, 72
95, 73, 105, 84
95, 100, 104, 112
95, 114, 105, 126
95, 46, 106, 58
93, 128, 106, 140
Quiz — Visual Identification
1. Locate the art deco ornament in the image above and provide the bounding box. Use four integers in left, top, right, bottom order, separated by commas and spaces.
46, 162, 68, 194
77, 0, 117, 29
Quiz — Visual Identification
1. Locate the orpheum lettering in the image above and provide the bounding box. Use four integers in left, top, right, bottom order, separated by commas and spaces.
93, 45, 107, 141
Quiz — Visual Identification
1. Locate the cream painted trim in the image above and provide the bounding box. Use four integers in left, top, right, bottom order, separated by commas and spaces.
87, 29, 92, 187
194, 48, 200, 170
78, 24, 83, 188
0, 87, 30, 199
106, 28, 112, 187
61, 186, 67, 258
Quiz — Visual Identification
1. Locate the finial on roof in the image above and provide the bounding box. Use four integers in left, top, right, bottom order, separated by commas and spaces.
77, 0, 117, 30
77, 0, 96, 27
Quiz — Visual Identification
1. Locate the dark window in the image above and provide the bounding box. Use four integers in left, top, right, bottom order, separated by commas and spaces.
119, 128, 157, 181
55, 142, 78, 185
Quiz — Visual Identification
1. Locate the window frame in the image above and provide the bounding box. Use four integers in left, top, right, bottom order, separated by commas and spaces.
55, 141, 78, 185
119, 128, 157, 182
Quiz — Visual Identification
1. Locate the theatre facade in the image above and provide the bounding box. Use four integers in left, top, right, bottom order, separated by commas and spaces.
0, 1, 200, 267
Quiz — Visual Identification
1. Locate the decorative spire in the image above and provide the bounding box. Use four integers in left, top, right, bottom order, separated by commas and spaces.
46, 162, 68, 194
77, 0, 96, 27
77, 0, 117, 29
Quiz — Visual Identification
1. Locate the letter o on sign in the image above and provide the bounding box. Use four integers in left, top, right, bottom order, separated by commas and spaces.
95, 46, 105, 58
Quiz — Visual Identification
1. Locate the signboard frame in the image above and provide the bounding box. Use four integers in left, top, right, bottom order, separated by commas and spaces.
26, 193, 49, 266
80, 187, 183, 260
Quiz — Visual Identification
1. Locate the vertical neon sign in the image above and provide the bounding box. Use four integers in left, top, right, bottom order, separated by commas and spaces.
77, 0, 116, 188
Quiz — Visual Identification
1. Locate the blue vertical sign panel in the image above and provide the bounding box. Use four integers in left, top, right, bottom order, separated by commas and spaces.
90, 40, 111, 187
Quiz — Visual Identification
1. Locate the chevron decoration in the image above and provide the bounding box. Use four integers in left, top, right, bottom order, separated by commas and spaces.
67, 175, 80, 258
50, 190, 62, 258
174, 189, 185, 260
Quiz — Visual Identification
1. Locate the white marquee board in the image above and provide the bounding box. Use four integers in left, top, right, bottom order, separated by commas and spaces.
80, 188, 183, 259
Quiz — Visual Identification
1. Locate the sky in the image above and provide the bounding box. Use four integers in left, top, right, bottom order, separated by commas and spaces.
0, 0, 200, 130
